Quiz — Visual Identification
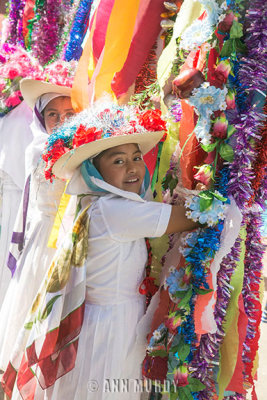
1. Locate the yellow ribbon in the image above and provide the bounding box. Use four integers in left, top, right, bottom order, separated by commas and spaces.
93, 0, 141, 100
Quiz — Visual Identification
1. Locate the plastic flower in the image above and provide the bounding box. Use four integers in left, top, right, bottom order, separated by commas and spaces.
185, 191, 228, 227
5, 90, 22, 107
173, 365, 189, 387
221, 1, 228, 10
197, 0, 222, 25
188, 83, 227, 119
212, 59, 232, 89
194, 117, 212, 145
180, 19, 213, 51
165, 269, 189, 295
211, 112, 228, 139
218, 11, 236, 32
226, 90, 236, 109
138, 109, 167, 132
164, 313, 182, 334
72, 126, 102, 148
194, 164, 213, 186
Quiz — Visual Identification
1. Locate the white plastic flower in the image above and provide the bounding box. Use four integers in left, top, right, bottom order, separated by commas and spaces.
169, 265, 176, 273
218, 13, 226, 23
202, 43, 211, 52
185, 198, 193, 208
180, 19, 214, 51
218, 211, 225, 220
198, 0, 222, 25
221, 1, 228, 10
194, 118, 212, 145
186, 210, 193, 219
153, 330, 162, 340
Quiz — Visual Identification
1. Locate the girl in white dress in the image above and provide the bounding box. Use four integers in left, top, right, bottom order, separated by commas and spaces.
0, 79, 75, 371
2, 101, 199, 400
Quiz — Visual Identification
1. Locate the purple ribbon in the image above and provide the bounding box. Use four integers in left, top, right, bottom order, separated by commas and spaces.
7, 175, 31, 275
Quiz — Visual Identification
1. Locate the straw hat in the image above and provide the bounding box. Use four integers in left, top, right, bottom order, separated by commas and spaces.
20, 79, 72, 110
42, 101, 167, 181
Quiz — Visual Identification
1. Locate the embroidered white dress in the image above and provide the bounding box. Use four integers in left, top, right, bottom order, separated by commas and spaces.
0, 161, 66, 370
34, 178, 172, 400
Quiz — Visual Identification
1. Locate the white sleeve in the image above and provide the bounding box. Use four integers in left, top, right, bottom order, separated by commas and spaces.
98, 197, 172, 242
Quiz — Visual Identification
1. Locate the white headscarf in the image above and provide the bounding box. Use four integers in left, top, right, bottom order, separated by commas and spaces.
25, 93, 66, 177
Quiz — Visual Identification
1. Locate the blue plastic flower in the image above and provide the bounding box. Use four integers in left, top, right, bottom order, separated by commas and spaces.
189, 83, 227, 119
165, 269, 188, 295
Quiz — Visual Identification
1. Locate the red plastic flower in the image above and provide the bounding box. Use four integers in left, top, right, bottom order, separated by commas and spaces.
212, 60, 232, 89
173, 365, 189, 387
218, 12, 237, 33
5, 90, 21, 107
138, 109, 167, 132
194, 164, 213, 186
164, 313, 182, 335
72, 125, 102, 148
44, 139, 69, 163
226, 91, 236, 109
211, 112, 228, 139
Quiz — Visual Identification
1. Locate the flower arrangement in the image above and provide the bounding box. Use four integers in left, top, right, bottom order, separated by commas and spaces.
184, 190, 228, 226
0, 43, 77, 117
42, 104, 167, 181
0, 44, 42, 116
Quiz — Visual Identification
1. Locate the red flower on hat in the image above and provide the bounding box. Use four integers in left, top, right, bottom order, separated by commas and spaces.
72, 125, 102, 148
42, 139, 69, 164
138, 109, 167, 132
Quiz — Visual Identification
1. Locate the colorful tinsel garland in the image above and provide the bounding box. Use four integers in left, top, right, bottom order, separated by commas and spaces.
30, 0, 61, 65
64, 0, 93, 61
143, 0, 266, 399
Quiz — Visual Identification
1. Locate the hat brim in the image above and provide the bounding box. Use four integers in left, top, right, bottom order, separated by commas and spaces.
52, 130, 165, 180
20, 79, 72, 109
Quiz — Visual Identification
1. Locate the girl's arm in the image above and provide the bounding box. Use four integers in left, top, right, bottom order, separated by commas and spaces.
165, 205, 199, 234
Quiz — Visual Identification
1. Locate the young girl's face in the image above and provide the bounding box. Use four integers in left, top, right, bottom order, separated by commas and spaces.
94, 143, 146, 194
43, 96, 75, 134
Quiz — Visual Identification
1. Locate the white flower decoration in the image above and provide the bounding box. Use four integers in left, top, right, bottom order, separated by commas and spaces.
180, 20, 214, 51
169, 265, 176, 273
186, 210, 193, 218
221, 1, 228, 10
153, 330, 162, 340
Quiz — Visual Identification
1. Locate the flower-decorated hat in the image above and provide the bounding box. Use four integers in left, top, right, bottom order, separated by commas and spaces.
20, 80, 72, 110
42, 100, 167, 181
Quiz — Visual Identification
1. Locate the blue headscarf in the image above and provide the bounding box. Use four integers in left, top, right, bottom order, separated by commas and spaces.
81, 158, 150, 199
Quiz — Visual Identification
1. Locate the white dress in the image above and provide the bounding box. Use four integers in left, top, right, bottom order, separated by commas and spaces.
0, 161, 66, 370
0, 171, 22, 305
0, 101, 33, 306
30, 181, 172, 400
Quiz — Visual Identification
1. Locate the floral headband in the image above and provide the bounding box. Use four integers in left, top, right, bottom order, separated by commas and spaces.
42, 102, 167, 181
